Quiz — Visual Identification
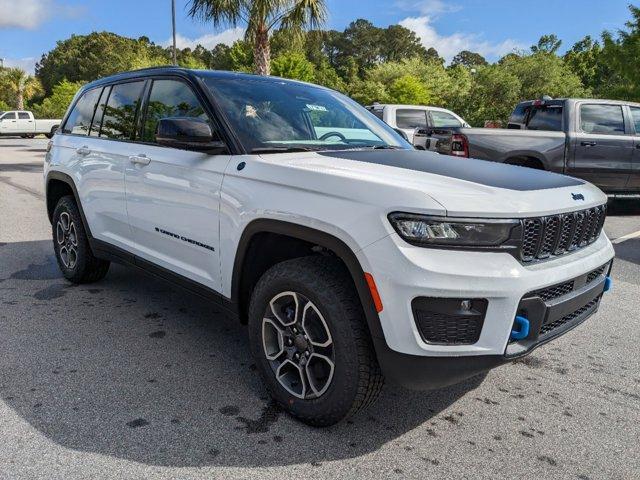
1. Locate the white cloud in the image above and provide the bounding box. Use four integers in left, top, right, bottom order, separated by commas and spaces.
396, 0, 461, 15
2, 57, 38, 74
0, 0, 52, 29
163, 27, 245, 50
399, 15, 522, 62
0, 0, 85, 29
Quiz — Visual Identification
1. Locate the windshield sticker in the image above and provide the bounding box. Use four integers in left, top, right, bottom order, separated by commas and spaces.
306, 104, 327, 112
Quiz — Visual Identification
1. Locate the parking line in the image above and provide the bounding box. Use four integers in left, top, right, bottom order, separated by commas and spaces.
612, 229, 640, 244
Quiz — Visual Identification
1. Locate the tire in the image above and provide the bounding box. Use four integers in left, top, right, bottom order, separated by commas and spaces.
45, 134, 53, 139
248, 256, 384, 426
52, 195, 110, 283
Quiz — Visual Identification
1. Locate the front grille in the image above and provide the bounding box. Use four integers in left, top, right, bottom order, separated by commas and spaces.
530, 280, 575, 302
520, 205, 606, 263
539, 297, 600, 336
587, 264, 608, 284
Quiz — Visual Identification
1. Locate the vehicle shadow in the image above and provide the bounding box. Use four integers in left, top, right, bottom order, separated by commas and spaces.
0, 240, 484, 468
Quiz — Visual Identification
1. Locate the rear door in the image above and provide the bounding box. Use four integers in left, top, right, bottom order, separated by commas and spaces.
16, 112, 34, 133
626, 106, 640, 192
123, 77, 230, 291
568, 103, 632, 192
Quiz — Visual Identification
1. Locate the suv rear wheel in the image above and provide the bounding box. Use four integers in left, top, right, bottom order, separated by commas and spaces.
52, 195, 110, 283
248, 256, 384, 426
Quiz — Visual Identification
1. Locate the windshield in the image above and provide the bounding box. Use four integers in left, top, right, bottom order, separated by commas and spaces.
203, 77, 410, 152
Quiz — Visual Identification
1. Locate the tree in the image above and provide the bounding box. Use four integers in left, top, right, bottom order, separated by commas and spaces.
531, 34, 562, 54
271, 51, 315, 82
380, 25, 429, 62
31, 80, 84, 118
563, 36, 606, 93
1, 68, 43, 110
36, 32, 167, 94
188, 0, 327, 76
461, 65, 521, 126
451, 50, 488, 68
387, 74, 430, 104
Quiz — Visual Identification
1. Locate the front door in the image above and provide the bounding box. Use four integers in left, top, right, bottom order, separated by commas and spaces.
569, 103, 633, 192
0, 112, 18, 133
124, 78, 230, 292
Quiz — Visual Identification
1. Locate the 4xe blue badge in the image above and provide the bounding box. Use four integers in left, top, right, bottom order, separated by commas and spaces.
572, 193, 585, 201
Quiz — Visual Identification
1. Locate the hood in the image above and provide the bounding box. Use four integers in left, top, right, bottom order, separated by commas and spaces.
309, 149, 607, 217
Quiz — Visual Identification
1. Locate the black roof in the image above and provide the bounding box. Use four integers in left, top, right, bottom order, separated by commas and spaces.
81, 66, 325, 92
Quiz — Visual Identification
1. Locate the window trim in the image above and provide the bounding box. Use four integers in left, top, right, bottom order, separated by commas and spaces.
578, 103, 628, 136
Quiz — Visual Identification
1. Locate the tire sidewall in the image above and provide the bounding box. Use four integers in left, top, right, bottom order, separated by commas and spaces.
52, 197, 89, 282
248, 262, 363, 424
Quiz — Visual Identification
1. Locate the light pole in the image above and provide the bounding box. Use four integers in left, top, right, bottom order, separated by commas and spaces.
171, 0, 177, 65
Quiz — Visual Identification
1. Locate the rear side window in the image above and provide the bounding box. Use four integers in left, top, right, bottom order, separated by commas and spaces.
62, 88, 101, 135
18, 112, 30, 120
396, 109, 427, 129
629, 107, 640, 134
89, 87, 108, 137
142, 79, 208, 143
526, 106, 563, 131
430, 110, 462, 128
508, 103, 528, 126
580, 104, 625, 135
100, 81, 145, 140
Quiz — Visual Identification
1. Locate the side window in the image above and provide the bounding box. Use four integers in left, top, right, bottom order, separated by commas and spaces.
62, 88, 101, 135
629, 107, 640, 134
395, 109, 427, 129
580, 104, 625, 135
142, 79, 208, 143
100, 81, 145, 141
89, 87, 108, 137
18, 112, 31, 120
430, 110, 462, 128
526, 106, 563, 131
2, 112, 17, 120
368, 108, 384, 120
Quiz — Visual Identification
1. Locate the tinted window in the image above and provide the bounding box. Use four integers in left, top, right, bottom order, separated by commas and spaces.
18, 112, 30, 120
100, 81, 145, 140
526, 106, 563, 131
630, 107, 640, 134
142, 79, 208, 143
508, 103, 528, 125
430, 110, 462, 128
395, 109, 427, 129
368, 108, 384, 120
62, 88, 101, 135
204, 77, 405, 151
89, 87, 108, 137
2, 112, 16, 120
580, 104, 625, 135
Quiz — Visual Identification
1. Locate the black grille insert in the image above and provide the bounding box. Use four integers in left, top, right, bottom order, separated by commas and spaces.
520, 205, 606, 263
412, 297, 487, 345
529, 280, 575, 302
539, 297, 600, 336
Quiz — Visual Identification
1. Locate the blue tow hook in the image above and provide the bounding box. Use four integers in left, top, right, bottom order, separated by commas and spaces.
511, 316, 530, 341
603, 276, 613, 293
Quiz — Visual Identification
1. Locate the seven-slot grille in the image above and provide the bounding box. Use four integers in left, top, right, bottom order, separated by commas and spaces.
520, 205, 606, 263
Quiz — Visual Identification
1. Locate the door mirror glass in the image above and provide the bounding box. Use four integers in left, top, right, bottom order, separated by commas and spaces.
156, 117, 226, 153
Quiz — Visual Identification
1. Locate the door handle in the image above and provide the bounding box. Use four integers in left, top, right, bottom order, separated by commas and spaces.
581, 141, 597, 147
76, 146, 91, 156
129, 154, 151, 166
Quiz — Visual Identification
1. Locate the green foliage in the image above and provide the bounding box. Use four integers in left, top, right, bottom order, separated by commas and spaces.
271, 52, 315, 82
387, 75, 430, 105
563, 36, 605, 92
31, 80, 84, 118
461, 65, 522, 126
0, 68, 43, 109
0, 99, 10, 111
451, 51, 488, 68
531, 34, 562, 54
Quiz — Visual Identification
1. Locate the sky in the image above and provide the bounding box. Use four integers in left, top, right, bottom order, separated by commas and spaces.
0, 0, 634, 74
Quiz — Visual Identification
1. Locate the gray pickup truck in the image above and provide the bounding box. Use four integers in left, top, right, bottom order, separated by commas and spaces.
427, 98, 640, 194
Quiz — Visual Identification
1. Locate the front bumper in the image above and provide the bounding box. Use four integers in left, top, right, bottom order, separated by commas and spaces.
357, 232, 614, 390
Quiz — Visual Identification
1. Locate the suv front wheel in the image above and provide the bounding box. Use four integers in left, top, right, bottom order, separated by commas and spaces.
248, 256, 384, 426
52, 195, 110, 283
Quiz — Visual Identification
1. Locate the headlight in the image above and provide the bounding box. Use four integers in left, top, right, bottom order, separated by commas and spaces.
388, 212, 519, 247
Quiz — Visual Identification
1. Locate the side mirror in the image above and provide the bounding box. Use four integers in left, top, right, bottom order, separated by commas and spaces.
156, 117, 227, 153
393, 128, 409, 141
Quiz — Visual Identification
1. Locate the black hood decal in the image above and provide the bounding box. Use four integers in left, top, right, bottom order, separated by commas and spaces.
319, 150, 583, 191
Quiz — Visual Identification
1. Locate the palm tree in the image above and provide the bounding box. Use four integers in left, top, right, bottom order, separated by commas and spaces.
1, 68, 42, 110
188, 0, 327, 75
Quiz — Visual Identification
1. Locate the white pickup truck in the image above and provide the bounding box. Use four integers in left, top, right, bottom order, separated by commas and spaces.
0, 110, 61, 138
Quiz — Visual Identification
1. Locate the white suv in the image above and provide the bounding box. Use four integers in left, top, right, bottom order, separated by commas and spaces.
45, 67, 614, 426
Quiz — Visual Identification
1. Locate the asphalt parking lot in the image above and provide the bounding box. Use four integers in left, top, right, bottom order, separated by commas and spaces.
1, 137, 639, 480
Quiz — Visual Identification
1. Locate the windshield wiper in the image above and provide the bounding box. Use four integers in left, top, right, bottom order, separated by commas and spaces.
251, 146, 319, 154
